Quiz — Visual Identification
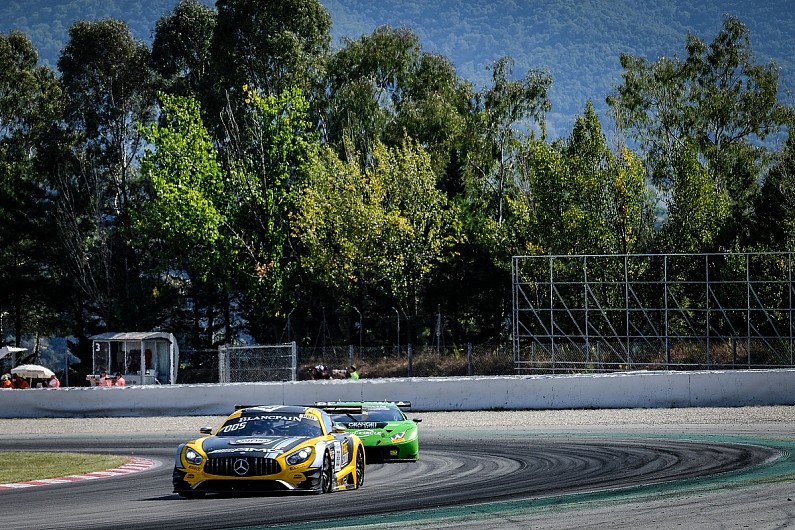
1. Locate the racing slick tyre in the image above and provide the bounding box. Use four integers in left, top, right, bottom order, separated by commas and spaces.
314, 452, 333, 494
355, 448, 365, 489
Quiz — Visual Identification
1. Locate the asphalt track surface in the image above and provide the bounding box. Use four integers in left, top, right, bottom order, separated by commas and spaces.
1, 409, 794, 529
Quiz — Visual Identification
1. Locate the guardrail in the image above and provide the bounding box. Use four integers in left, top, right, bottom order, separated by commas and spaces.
1, 369, 793, 418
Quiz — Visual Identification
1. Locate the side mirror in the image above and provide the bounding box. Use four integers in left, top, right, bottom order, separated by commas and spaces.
199, 427, 213, 434
332, 423, 347, 433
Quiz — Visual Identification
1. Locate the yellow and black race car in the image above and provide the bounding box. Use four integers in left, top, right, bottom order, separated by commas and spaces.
173, 405, 365, 497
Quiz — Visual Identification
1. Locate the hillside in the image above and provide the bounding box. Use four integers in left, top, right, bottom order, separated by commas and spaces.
1, 0, 793, 138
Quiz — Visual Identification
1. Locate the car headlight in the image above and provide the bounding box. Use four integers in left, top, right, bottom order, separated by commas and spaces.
286, 446, 313, 466
391, 431, 406, 443
184, 447, 203, 465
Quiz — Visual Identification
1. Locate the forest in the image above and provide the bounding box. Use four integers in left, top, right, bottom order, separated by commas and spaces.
0, 0, 793, 373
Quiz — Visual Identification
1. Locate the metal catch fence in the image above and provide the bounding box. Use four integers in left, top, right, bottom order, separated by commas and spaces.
512, 252, 795, 372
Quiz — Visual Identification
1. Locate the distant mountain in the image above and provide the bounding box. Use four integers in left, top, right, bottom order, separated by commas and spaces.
2, 0, 793, 139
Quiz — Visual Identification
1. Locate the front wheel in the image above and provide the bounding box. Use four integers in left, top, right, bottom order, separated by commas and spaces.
354, 448, 365, 489
314, 452, 332, 494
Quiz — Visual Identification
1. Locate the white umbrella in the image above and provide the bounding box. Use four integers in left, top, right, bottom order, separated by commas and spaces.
0, 346, 26, 360
11, 364, 55, 379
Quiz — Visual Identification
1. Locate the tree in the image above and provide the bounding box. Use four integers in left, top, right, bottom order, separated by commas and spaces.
324, 26, 472, 175
466, 56, 552, 225
658, 142, 731, 253
297, 136, 460, 316
215, 85, 319, 342
54, 18, 158, 337
0, 31, 63, 346
754, 129, 795, 250
560, 101, 654, 255
138, 93, 231, 348
208, 0, 331, 129
151, 0, 216, 98
607, 15, 788, 250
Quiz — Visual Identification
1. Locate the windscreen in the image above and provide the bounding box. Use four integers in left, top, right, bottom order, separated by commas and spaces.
216, 413, 322, 437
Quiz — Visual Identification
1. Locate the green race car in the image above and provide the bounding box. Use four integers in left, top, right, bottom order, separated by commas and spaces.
316, 401, 421, 462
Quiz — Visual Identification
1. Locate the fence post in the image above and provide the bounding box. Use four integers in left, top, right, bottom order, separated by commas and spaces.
348, 344, 354, 368
290, 341, 297, 381
467, 343, 473, 376
407, 343, 413, 377
218, 345, 229, 383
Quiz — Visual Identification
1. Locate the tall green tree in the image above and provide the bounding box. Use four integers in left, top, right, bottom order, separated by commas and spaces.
151, 0, 216, 99
324, 25, 471, 174
754, 128, 795, 250
466, 56, 552, 225
208, 0, 331, 131
55, 18, 158, 337
0, 31, 63, 346
138, 93, 231, 348
220, 85, 318, 341
607, 15, 788, 250
560, 101, 654, 255
297, 136, 460, 316
658, 143, 731, 252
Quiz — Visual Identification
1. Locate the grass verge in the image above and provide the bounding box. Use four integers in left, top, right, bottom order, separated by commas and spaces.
0, 451, 127, 483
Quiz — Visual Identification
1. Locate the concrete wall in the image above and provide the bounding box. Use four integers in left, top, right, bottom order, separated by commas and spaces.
1, 369, 793, 418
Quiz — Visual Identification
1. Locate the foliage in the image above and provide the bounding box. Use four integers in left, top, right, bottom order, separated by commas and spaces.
54, 18, 158, 335
0, 5, 793, 359
324, 25, 472, 176
465, 56, 551, 226
297, 136, 461, 314
754, 129, 795, 251
608, 15, 788, 251
138, 93, 226, 277
151, 0, 216, 98
208, 0, 331, 118
0, 31, 64, 344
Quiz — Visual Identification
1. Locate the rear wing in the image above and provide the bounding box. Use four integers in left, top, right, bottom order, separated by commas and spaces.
314, 400, 412, 411
313, 402, 364, 415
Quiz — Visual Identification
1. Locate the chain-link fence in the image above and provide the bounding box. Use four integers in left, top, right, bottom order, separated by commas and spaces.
178, 343, 514, 383
218, 343, 297, 382
296, 343, 514, 379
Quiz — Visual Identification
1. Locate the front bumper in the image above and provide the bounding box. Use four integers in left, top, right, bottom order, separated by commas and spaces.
173, 466, 323, 494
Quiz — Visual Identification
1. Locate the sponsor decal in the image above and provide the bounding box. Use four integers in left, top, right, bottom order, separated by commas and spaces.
239, 414, 319, 423
333, 441, 343, 471
346, 422, 378, 429
230, 438, 273, 445
209, 447, 264, 454
352, 430, 376, 437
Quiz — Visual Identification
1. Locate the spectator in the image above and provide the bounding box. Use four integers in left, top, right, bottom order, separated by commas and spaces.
333, 365, 360, 380
0, 374, 13, 388
48, 374, 60, 388
98, 371, 112, 386
16, 375, 30, 389
113, 372, 126, 387
311, 364, 331, 380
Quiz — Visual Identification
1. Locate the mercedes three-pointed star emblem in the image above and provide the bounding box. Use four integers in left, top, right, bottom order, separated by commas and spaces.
233, 458, 249, 476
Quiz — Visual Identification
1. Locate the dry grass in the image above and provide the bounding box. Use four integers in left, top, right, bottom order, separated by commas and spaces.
300, 349, 515, 379
0, 451, 127, 483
